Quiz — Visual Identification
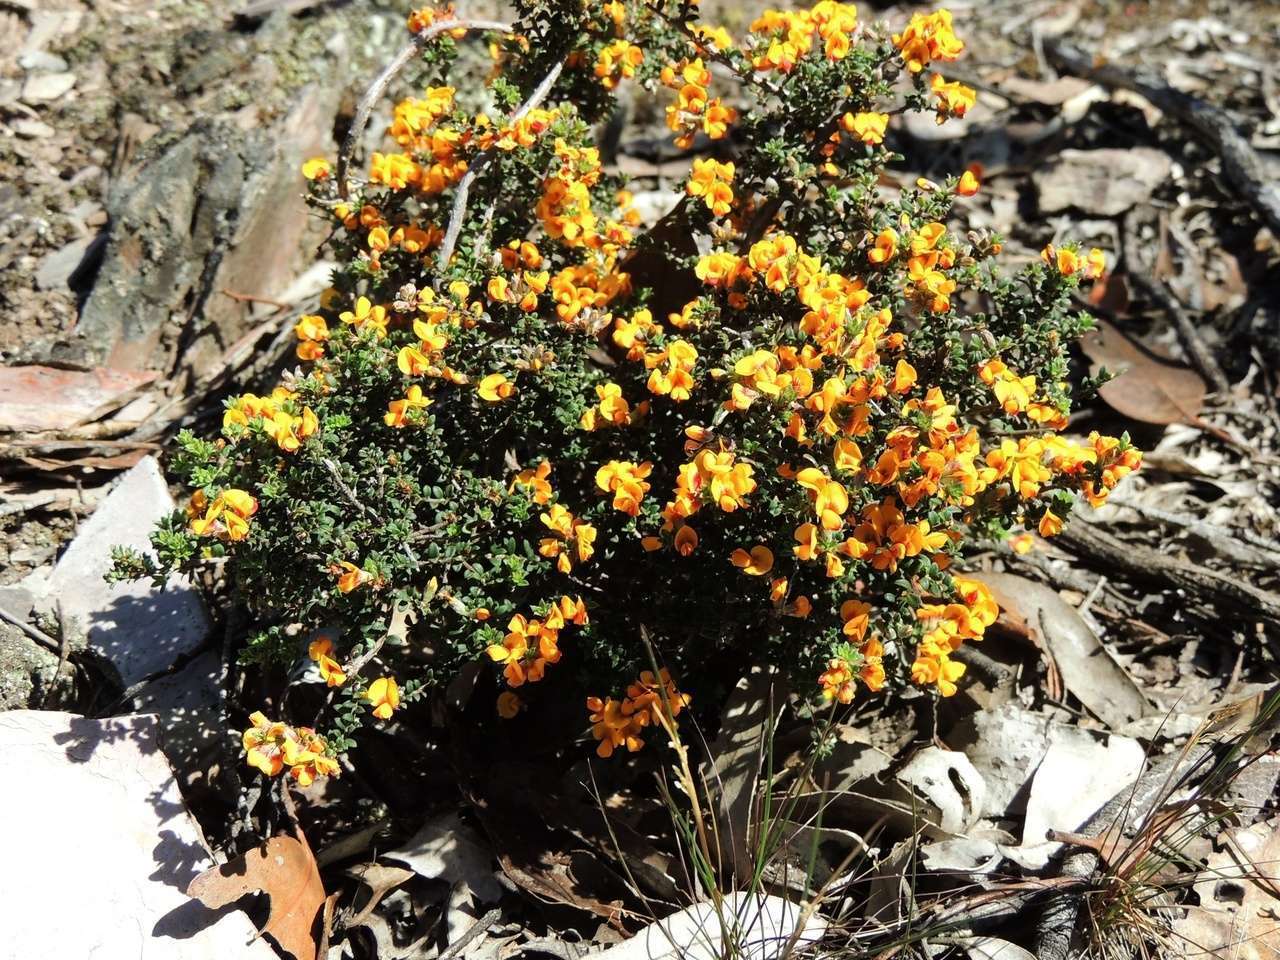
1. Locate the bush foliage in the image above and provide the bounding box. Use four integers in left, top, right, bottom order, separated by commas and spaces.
115, 0, 1140, 782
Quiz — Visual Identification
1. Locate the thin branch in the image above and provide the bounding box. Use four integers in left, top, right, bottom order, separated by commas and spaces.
219, 288, 293, 310
320, 457, 372, 518
345, 633, 388, 679
1056, 513, 1280, 634
337, 17, 514, 197
1130, 274, 1230, 394
434, 60, 565, 277
439, 908, 502, 960
0, 603, 61, 655
642, 0, 782, 99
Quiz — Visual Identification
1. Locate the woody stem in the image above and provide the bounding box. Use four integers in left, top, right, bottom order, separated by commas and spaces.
337, 17, 514, 198
434, 60, 566, 278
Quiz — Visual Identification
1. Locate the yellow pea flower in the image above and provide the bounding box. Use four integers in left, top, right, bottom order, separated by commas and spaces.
308, 638, 346, 687
478, 372, 514, 402
384, 385, 432, 428
1038, 510, 1063, 537
332, 560, 368, 593
793, 522, 822, 561
868, 228, 897, 265
301, 157, 331, 180
1009, 532, 1035, 554
365, 677, 401, 719
842, 111, 888, 145
730, 545, 774, 575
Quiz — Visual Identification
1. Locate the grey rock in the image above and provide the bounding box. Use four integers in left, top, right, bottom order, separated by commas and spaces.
1034, 147, 1173, 216
44, 456, 213, 702
0, 711, 276, 959
51, 83, 342, 378
11, 118, 56, 139
34, 235, 94, 290
19, 10, 83, 61
20, 71, 76, 103
0, 624, 60, 711
18, 51, 69, 73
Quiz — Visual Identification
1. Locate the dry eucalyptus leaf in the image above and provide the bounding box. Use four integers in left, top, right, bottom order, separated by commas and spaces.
1080, 318, 1206, 424
345, 863, 416, 927
701, 664, 785, 884
1033, 148, 1171, 216
315, 819, 392, 869
187, 834, 325, 960
996, 74, 1097, 106
984, 573, 1148, 728
1001, 725, 1145, 870
383, 812, 502, 903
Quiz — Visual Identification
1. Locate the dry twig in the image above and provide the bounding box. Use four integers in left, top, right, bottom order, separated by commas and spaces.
0, 603, 61, 656
435, 61, 566, 275
1057, 514, 1280, 635
337, 17, 513, 197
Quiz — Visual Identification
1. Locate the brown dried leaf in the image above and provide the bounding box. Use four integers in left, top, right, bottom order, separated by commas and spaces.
1080, 318, 1206, 424
344, 863, 415, 927
496, 847, 627, 926
984, 573, 1148, 728
997, 73, 1097, 106
467, 763, 635, 927
187, 834, 325, 960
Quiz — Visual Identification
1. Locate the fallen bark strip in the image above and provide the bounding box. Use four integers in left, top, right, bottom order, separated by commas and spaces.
1046, 40, 1280, 240
0, 602, 61, 655
1056, 515, 1280, 634
1108, 495, 1280, 572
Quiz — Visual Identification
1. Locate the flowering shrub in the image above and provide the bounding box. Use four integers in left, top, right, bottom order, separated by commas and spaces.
115, 0, 1140, 779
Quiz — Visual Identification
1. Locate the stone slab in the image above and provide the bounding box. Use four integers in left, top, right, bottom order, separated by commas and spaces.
0, 711, 276, 960
44, 455, 213, 704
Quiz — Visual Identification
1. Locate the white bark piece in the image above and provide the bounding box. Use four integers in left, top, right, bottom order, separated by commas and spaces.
587, 892, 826, 960
1001, 725, 1145, 870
